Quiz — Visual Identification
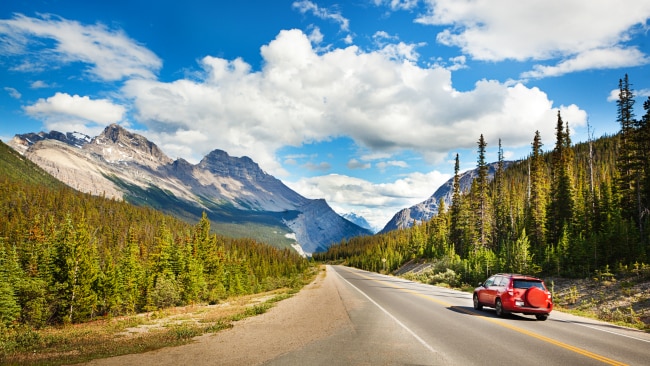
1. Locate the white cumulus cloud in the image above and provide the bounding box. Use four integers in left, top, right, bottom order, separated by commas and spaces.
24, 92, 125, 135
123, 29, 585, 175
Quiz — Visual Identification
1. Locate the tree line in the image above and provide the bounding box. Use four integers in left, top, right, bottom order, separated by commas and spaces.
0, 143, 311, 328
316, 75, 650, 285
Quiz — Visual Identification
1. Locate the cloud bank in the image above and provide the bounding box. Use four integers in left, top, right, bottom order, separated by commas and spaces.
123, 29, 586, 174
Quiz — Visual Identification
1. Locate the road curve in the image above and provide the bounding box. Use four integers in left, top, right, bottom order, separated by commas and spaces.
277, 265, 649, 366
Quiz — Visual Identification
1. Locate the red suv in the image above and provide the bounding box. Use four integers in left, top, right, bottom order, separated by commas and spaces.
473, 273, 553, 320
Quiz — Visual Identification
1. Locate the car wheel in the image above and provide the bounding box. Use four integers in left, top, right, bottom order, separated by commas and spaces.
495, 298, 505, 317
535, 314, 548, 321
473, 294, 483, 310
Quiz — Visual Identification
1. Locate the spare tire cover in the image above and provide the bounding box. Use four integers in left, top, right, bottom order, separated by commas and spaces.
526, 287, 547, 308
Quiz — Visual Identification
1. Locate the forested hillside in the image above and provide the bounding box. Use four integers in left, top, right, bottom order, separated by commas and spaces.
316, 75, 650, 286
0, 140, 310, 328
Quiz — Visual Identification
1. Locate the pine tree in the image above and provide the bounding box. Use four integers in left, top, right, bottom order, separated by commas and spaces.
428, 199, 450, 258
548, 111, 574, 246
51, 216, 99, 323
473, 134, 491, 250
146, 221, 180, 310
118, 227, 144, 314
0, 243, 21, 328
450, 154, 465, 256
637, 97, 650, 249
616, 74, 639, 222
178, 236, 206, 304
528, 131, 547, 253
511, 229, 534, 275
493, 139, 508, 251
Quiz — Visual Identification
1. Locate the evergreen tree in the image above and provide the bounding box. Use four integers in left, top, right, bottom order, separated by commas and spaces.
0, 243, 21, 328
145, 221, 180, 310
449, 154, 465, 256
193, 215, 227, 304
118, 227, 145, 314
473, 134, 491, 250
548, 111, 574, 246
428, 199, 450, 258
637, 97, 650, 252
493, 139, 510, 252
510, 229, 534, 275
528, 131, 547, 253
15, 216, 51, 327
616, 74, 639, 223
178, 235, 206, 304
51, 216, 99, 323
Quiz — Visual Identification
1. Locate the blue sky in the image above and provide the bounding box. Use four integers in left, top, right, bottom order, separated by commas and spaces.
1, 1, 650, 231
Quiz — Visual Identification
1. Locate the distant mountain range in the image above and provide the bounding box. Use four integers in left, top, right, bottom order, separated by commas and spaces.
9, 124, 372, 255
380, 161, 509, 233
341, 212, 376, 233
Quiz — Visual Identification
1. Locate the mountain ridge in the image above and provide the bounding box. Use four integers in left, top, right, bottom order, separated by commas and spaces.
342, 212, 376, 233
9, 124, 372, 254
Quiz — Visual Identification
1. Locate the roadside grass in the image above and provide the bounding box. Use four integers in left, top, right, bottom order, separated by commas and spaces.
0, 273, 313, 366
548, 275, 650, 332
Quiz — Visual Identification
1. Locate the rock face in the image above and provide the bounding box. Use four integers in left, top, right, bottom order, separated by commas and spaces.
9, 124, 371, 254
88, 124, 173, 168
380, 162, 509, 233
10, 131, 91, 153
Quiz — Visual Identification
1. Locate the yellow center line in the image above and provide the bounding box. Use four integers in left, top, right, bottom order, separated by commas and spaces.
349, 269, 628, 366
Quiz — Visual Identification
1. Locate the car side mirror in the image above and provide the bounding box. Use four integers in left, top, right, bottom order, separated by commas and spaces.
478, 282, 484, 287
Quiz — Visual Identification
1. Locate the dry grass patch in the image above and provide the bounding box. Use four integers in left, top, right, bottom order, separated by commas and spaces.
0, 288, 299, 366
549, 273, 650, 331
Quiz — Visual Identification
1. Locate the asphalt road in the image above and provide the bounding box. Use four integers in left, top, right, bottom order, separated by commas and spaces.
265, 265, 650, 366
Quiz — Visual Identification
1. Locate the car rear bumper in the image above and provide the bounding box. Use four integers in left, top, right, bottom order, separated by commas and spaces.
506, 304, 552, 314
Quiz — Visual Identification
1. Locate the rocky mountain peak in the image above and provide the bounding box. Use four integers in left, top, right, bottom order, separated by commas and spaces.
198, 149, 267, 182
89, 124, 172, 166
9, 130, 91, 153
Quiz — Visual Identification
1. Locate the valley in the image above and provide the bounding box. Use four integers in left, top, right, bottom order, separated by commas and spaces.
8, 125, 372, 254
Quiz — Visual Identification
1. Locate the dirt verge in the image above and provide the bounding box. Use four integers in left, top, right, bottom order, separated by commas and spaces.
84, 266, 351, 365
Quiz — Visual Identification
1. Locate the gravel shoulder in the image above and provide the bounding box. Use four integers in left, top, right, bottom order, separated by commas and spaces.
84, 266, 352, 366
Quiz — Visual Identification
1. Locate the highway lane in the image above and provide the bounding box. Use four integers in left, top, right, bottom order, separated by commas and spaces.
265, 265, 650, 365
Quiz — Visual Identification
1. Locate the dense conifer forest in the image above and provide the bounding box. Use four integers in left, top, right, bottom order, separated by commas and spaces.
316, 75, 650, 286
0, 141, 310, 328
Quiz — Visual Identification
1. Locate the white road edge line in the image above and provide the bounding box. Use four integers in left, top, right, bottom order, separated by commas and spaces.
332, 266, 438, 355
558, 319, 650, 343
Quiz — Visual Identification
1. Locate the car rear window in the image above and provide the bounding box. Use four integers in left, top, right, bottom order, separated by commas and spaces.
513, 280, 545, 290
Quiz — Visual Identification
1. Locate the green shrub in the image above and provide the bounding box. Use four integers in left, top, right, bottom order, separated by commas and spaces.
169, 323, 202, 340
147, 274, 181, 310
